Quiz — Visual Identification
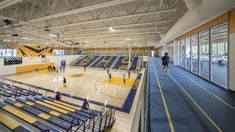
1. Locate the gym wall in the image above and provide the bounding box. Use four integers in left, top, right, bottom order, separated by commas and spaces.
0, 55, 81, 76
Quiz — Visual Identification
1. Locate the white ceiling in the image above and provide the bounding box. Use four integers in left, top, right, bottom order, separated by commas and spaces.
0, 0, 187, 48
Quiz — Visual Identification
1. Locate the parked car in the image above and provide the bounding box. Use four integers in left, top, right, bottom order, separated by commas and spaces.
212, 56, 227, 65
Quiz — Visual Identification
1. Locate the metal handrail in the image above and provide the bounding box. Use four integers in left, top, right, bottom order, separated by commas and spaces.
108, 109, 112, 127
74, 120, 86, 132
33, 88, 39, 96
89, 108, 110, 132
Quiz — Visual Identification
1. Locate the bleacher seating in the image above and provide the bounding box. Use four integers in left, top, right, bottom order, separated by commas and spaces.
106, 56, 117, 68
4, 98, 72, 131
0, 103, 59, 132
90, 56, 105, 68
74, 55, 88, 65
16, 97, 77, 124
74, 55, 98, 67
0, 81, 116, 132
0, 82, 41, 97
74, 55, 141, 71
0, 112, 30, 132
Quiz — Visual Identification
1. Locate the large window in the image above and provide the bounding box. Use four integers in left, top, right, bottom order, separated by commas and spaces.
199, 30, 210, 79
185, 37, 191, 70
211, 22, 228, 87
166, 45, 173, 63
0, 49, 17, 57
12, 49, 17, 57
191, 34, 199, 74
54, 50, 64, 56
181, 39, 186, 68
177, 41, 181, 65
6, 49, 12, 56
175, 22, 228, 89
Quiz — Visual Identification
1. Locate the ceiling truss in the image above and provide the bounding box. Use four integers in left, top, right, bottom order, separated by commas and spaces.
0, 0, 187, 48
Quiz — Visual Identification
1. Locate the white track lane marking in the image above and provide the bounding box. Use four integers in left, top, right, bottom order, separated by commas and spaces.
172, 68, 235, 111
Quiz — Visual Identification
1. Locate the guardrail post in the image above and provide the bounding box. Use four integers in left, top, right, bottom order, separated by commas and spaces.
83, 121, 86, 132
112, 108, 115, 122
98, 112, 103, 132
89, 112, 94, 129
15, 89, 17, 99
92, 117, 95, 132
104, 112, 108, 130
108, 109, 112, 127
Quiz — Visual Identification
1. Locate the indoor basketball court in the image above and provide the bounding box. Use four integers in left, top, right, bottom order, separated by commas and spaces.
0, 0, 235, 132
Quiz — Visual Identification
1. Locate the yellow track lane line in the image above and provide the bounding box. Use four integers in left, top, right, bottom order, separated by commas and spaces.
168, 73, 222, 132
155, 59, 222, 132
151, 60, 175, 132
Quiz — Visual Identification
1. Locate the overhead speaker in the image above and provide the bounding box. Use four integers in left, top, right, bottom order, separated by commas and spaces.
44, 26, 50, 32
4, 19, 13, 25
12, 33, 18, 37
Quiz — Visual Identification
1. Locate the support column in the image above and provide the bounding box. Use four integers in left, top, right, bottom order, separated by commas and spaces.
129, 41, 131, 69
173, 40, 178, 65
71, 46, 73, 55
229, 9, 235, 91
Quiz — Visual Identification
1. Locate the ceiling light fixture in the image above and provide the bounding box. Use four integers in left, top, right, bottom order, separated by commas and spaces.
3, 39, 11, 42
49, 33, 57, 37
22, 37, 30, 40
109, 27, 115, 32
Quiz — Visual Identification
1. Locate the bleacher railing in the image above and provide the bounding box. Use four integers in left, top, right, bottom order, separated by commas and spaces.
88, 107, 116, 132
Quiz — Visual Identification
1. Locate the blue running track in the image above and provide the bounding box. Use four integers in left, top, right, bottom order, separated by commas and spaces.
148, 57, 235, 132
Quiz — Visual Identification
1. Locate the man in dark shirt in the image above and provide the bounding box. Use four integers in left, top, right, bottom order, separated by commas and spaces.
162, 52, 170, 75
63, 77, 67, 87
107, 67, 109, 75
123, 74, 126, 84
109, 73, 112, 82
55, 92, 61, 101
82, 99, 89, 109
84, 65, 86, 71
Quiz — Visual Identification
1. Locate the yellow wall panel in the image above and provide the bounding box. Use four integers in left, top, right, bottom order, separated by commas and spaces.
176, 12, 229, 40
16, 62, 54, 73
166, 10, 234, 44
229, 8, 235, 33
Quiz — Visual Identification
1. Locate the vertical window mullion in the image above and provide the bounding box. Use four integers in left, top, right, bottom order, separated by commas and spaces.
209, 28, 212, 81
197, 33, 200, 75
190, 36, 192, 72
